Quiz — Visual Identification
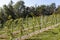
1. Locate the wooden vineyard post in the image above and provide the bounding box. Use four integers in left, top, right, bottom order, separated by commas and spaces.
32, 17, 35, 32
20, 19, 24, 36
40, 16, 42, 29
26, 16, 29, 35
56, 14, 57, 24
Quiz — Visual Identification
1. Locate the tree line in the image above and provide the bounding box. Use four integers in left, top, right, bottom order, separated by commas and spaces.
0, 0, 60, 25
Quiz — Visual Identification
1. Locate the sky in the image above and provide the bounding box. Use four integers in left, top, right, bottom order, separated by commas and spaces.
0, 0, 60, 7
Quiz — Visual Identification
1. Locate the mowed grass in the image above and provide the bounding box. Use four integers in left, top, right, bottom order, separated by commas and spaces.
0, 14, 60, 40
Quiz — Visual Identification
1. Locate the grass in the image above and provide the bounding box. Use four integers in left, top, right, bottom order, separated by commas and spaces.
28, 25, 60, 40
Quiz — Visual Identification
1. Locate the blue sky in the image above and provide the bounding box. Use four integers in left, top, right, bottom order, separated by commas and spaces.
0, 0, 60, 7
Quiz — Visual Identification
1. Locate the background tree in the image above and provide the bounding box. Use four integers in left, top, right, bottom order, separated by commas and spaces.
50, 3, 56, 14
56, 5, 60, 14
